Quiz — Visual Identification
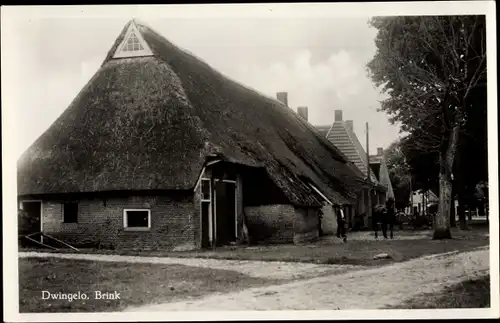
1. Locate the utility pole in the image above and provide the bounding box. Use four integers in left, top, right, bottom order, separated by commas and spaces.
366, 122, 372, 224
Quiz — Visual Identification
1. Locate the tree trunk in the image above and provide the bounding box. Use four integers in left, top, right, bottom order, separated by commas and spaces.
450, 183, 456, 227
450, 197, 456, 227
457, 195, 468, 230
434, 125, 459, 240
435, 171, 453, 239
456, 175, 468, 230
454, 125, 467, 230
478, 201, 485, 216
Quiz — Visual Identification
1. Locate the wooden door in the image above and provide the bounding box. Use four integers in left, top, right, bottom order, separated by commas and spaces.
215, 181, 236, 246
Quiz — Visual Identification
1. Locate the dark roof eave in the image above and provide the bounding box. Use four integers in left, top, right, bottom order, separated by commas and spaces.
18, 188, 194, 200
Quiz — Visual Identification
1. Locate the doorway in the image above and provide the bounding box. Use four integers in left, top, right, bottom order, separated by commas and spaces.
214, 181, 237, 246
201, 201, 211, 248
20, 201, 42, 241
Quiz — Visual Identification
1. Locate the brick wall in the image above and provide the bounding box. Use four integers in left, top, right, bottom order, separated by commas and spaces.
235, 174, 244, 242
293, 208, 320, 244
244, 204, 319, 244
244, 204, 296, 244
41, 194, 197, 251
193, 184, 202, 248
320, 204, 337, 235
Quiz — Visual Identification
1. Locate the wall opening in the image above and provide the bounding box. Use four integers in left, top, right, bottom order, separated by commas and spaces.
19, 201, 42, 243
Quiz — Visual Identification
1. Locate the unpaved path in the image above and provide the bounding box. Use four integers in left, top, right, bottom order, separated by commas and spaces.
125, 247, 489, 311
18, 251, 362, 280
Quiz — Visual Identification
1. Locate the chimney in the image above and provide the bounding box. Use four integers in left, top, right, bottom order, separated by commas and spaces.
276, 92, 288, 107
345, 120, 353, 132
334, 110, 343, 122
297, 106, 308, 121
377, 147, 384, 156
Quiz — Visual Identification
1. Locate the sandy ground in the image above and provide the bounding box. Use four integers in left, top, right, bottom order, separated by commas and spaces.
18, 251, 363, 280
123, 247, 489, 311
319, 230, 432, 242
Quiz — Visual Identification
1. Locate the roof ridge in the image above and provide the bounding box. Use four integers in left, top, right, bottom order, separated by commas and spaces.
135, 21, 294, 111
18, 19, 367, 204
341, 121, 379, 184
296, 116, 349, 163
325, 122, 335, 139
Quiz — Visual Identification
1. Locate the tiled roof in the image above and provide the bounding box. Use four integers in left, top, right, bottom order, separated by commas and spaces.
322, 121, 380, 184
315, 125, 332, 138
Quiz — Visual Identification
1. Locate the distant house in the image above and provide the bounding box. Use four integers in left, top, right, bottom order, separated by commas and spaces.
369, 148, 395, 201
407, 190, 439, 215
315, 110, 387, 227
17, 20, 366, 250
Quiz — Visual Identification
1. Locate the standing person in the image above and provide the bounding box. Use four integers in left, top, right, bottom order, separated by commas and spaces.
386, 198, 395, 239
318, 208, 324, 237
336, 205, 347, 242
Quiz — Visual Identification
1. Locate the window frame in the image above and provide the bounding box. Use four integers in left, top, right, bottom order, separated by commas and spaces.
200, 178, 211, 202
199, 178, 212, 244
122, 32, 144, 52
123, 209, 151, 231
62, 202, 78, 224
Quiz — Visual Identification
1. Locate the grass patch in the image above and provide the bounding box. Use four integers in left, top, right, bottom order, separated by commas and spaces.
387, 275, 491, 309
19, 257, 282, 313
183, 238, 487, 266
20, 227, 488, 267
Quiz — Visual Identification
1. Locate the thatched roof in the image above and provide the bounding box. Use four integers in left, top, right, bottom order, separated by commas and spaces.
18, 20, 366, 206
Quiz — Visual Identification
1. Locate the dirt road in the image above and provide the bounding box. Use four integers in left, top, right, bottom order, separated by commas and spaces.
18, 251, 362, 280
125, 247, 489, 311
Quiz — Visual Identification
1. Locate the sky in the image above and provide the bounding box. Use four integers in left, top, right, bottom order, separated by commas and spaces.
2, 5, 425, 158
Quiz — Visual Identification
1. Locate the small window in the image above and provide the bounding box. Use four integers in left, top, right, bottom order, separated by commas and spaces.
121, 31, 144, 52
63, 202, 78, 223
201, 179, 211, 201
112, 22, 153, 59
123, 209, 151, 230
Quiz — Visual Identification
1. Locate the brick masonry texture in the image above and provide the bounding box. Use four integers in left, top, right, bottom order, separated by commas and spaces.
41, 194, 197, 250
32, 168, 322, 250
321, 205, 337, 235
244, 204, 320, 244
293, 208, 321, 244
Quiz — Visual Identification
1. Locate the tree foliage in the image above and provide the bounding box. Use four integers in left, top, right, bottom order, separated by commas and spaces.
368, 16, 486, 138
367, 15, 487, 238
384, 140, 411, 209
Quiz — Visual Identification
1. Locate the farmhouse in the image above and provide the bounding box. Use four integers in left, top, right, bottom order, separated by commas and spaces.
316, 110, 388, 228
17, 20, 366, 251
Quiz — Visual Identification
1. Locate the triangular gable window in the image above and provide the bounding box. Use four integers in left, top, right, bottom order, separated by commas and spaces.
113, 21, 153, 59
122, 32, 144, 52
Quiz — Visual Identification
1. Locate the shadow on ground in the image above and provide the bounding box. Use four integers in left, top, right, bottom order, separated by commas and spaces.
385, 274, 491, 309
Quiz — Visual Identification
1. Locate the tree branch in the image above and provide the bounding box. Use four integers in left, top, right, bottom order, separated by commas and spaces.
464, 55, 486, 99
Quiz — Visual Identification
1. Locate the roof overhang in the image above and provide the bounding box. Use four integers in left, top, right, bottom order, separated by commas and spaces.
308, 183, 333, 206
